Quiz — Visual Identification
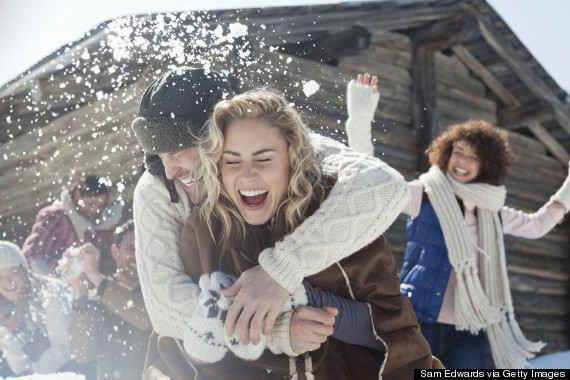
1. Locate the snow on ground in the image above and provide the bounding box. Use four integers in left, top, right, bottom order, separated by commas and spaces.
5, 373, 85, 380
4, 351, 569, 377
527, 350, 570, 369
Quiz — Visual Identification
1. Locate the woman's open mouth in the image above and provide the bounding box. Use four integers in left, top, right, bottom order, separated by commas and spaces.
179, 177, 195, 188
239, 189, 268, 207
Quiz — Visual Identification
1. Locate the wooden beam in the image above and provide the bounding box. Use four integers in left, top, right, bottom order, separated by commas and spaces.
498, 103, 554, 129
462, 3, 570, 135
410, 14, 480, 52
452, 45, 520, 107
412, 47, 439, 171
526, 121, 570, 165
280, 26, 370, 64
0, 30, 107, 100
357, 5, 457, 31
409, 14, 480, 170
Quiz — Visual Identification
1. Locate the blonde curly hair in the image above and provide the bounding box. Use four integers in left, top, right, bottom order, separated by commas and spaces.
194, 88, 323, 272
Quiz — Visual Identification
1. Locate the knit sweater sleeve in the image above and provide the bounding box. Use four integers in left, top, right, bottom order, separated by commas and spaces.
258, 133, 410, 293
133, 172, 199, 340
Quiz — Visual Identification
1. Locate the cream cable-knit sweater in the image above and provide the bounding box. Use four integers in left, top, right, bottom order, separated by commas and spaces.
134, 133, 410, 340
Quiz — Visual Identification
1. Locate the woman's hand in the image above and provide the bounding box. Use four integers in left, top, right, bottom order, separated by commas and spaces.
346, 72, 380, 155
356, 72, 378, 93
219, 265, 289, 345
290, 306, 337, 354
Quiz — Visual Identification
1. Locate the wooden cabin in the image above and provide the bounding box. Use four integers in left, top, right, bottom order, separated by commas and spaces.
1, 0, 569, 356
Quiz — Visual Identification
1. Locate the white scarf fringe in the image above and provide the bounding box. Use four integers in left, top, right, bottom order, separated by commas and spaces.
419, 166, 544, 368
289, 353, 314, 380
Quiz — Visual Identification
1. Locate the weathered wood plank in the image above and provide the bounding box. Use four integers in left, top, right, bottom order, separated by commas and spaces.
510, 277, 567, 297
357, 6, 457, 32
371, 121, 418, 151
436, 83, 497, 114
438, 102, 496, 125
510, 148, 564, 172
369, 30, 412, 52
249, 49, 355, 87
506, 177, 558, 204
436, 65, 486, 97
508, 130, 548, 154
498, 103, 555, 129
452, 45, 521, 107
434, 51, 469, 77
526, 121, 570, 165
356, 45, 412, 68
410, 14, 480, 53
509, 161, 567, 187
338, 56, 412, 86
505, 235, 569, 260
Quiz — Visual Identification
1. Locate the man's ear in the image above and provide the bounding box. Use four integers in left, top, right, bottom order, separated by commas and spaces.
110, 243, 119, 261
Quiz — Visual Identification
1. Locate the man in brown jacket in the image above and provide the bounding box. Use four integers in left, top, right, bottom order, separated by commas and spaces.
61, 220, 152, 380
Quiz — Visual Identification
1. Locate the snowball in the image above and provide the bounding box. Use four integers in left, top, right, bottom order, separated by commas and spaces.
229, 23, 248, 38
302, 80, 320, 97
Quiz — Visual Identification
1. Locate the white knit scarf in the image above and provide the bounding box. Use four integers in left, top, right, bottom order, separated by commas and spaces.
419, 166, 544, 369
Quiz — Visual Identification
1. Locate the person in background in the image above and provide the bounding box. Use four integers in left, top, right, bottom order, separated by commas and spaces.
346, 74, 570, 369
61, 219, 152, 380
177, 87, 431, 379
0, 241, 81, 376
131, 66, 410, 366
22, 174, 123, 277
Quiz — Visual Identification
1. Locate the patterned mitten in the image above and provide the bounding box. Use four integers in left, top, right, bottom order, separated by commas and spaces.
345, 79, 380, 156
225, 283, 308, 360
550, 161, 570, 213
183, 271, 236, 363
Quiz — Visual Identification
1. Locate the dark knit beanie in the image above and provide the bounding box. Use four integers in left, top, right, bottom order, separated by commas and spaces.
132, 67, 234, 176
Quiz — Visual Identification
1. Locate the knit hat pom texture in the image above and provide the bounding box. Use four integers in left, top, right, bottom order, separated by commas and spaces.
132, 66, 234, 176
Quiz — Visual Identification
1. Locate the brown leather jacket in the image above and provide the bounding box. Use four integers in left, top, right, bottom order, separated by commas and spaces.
144, 172, 431, 379
169, 207, 431, 379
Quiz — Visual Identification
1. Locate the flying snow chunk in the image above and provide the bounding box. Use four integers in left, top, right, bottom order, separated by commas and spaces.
229, 23, 248, 38
302, 80, 320, 97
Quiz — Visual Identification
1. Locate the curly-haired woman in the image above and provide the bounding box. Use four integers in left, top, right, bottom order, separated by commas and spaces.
347, 77, 570, 369
400, 120, 570, 370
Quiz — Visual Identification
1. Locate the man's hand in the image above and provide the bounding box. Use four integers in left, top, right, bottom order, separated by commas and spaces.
290, 306, 337, 355
67, 273, 89, 299
219, 265, 289, 345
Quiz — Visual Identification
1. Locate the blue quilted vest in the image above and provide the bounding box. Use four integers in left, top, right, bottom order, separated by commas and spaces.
399, 202, 453, 324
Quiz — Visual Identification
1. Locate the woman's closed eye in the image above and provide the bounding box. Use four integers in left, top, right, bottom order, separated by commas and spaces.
452, 150, 479, 163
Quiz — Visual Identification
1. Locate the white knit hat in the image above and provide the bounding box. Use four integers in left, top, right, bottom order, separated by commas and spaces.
0, 241, 28, 270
